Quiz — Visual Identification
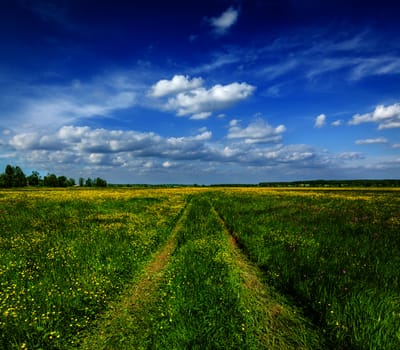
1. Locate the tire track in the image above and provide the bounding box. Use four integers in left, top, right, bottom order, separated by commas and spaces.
78, 199, 192, 349
210, 201, 325, 349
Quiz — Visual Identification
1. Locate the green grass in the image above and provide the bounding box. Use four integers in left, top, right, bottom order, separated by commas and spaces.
96, 195, 324, 349
0, 189, 185, 349
1, 187, 399, 349
211, 189, 400, 349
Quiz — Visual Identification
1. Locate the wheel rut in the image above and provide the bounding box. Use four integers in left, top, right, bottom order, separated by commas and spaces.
210, 201, 324, 349
78, 199, 191, 349
211, 202, 281, 303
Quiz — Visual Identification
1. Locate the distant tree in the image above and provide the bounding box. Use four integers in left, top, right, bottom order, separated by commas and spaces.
79, 177, 85, 186
4, 164, 14, 188
27, 171, 40, 186
57, 175, 68, 187
94, 177, 107, 187
85, 178, 93, 187
66, 178, 76, 186
0, 165, 106, 188
44, 173, 58, 187
14, 166, 27, 187
0, 174, 5, 187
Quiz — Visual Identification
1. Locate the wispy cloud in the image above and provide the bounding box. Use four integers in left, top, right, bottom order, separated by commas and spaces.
355, 138, 388, 145
0, 68, 154, 133
331, 119, 343, 127
227, 30, 400, 83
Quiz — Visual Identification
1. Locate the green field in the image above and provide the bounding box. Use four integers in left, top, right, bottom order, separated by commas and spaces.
0, 187, 399, 349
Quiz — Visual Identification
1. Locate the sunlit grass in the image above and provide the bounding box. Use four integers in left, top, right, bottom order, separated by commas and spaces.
0, 188, 188, 349
1, 187, 398, 349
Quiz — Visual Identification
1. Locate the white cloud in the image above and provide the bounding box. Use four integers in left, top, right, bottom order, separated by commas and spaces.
8, 125, 213, 158
349, 103, 400, 129
209, 7, 239, 35
9, 133, 40, 150
149, 75, 203, 97
227, 118, 286, 144
355, 138, 388, 145
5, 122, 399, 183
165, 81, 255, 119
335, 152, 364, 160
190, 112, 212, 120
262, 60, 299, 80
349, 56, 400, 81
314, 114, 327, 128
331, 119, 343, 127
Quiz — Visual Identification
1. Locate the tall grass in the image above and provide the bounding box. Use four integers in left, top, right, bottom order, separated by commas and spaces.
2, 187, 398, 349
212, 189, 400, 349
114, 195, 324, 349
0, 189, 185, 349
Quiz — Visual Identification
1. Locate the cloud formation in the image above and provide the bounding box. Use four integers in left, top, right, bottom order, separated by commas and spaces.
227, 119, 286, 144
149, 75, 203, 97
314, 114, 327, 128
3, 122, 324, 170
349, 103, 400, 129
355, 138, 388, 145
209, 7, 239, 35
1, 70, 142, 132
151, 75, 255, 119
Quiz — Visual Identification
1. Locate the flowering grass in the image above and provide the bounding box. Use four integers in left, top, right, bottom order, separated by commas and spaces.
211, 188, 400, 349
98, 195, 323, 349
1, 187, 398, 349
0, 188, 187, 349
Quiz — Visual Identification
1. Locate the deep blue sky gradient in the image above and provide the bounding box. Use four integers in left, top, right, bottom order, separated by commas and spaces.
0, 0, 399, 183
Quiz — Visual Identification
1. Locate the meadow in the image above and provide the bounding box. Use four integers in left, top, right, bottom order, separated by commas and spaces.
0, 187, 399, 349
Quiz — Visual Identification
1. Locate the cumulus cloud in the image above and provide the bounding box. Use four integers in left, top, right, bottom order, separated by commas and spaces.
314, 114, 327, 128
149, 75, 203, 97
227, 118, 286, 144
209, 7, 239, 35
5, 124, 328, 173
349, 103, 400, 129
6, 121, 394, 183
8, 125, 214, 159
164, 81, 255, 119
355, 138, 388, 145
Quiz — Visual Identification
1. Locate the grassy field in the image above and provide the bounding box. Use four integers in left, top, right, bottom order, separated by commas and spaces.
0, 187, 399, 349
212, 188, 400, 349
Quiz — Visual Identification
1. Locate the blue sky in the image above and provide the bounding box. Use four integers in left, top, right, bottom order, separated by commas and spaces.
0, 0, 399, 184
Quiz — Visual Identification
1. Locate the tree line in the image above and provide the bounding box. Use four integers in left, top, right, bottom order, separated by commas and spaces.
0, 164, 107, 188
259, 179, 400, 187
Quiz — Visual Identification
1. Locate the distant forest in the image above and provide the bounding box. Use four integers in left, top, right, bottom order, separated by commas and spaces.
1, 164, 398, 188
258, 179, 400, 187
0, 164, 107, 188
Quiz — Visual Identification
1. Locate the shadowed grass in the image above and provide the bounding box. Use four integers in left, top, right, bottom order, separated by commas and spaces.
211, 188, 400, 349
112, 195, 325, 349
